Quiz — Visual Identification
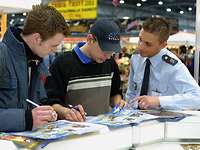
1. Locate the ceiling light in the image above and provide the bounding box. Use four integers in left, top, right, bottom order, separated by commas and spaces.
158, 1, 163, 5
20, 18, 24, 22
188, 7, 192, 11
11, 14, 15, 17
123, 16, 130, 19
23, 12, 27, 16
120, 0, 124, 4
136, 3, 142, 7
9, 19, 14, 25
141, 0, 147, 2
166, 8, 171, 12
180, 10, 184, 14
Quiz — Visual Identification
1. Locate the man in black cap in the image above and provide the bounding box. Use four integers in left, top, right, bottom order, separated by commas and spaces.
44, 19, 125, 121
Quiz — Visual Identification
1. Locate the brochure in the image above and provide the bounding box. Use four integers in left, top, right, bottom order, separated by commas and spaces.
0, 132, 45, 149
140, 110, 188, 122
10, 120, 108, 140
87, 108, 159, 127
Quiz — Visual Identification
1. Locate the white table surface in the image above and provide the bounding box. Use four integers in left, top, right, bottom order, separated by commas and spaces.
1, 111, 200, 150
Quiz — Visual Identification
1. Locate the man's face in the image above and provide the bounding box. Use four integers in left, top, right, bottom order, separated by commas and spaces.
138, 29, 166, 57
33, 33, 65, 58
91, 42, 114, 63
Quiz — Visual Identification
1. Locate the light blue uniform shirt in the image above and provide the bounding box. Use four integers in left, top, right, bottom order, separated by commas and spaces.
126, 48, 200, 110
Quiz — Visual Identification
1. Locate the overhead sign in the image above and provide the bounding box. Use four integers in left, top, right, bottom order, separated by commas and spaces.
49, 0, 97, 20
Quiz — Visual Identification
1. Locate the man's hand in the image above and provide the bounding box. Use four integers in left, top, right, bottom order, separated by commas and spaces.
111, 94, 126, 108
64, 105, 86, 122
52, 104, 86, 122
137, 96, 160, 109
115, 99, 127, 108
32, 106, 57, 129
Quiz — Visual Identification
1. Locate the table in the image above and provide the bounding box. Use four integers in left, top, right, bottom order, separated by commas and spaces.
1, 111, 200, 150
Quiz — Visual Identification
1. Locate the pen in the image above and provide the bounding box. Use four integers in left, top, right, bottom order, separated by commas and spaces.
26, 99, 40, 107
68, 104, 87, 116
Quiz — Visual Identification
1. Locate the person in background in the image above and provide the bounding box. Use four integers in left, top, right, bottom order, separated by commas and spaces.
119, 47, 131, 59
126, 17, 200, 110
44, 19, 125, 122
0, 5, 69, 131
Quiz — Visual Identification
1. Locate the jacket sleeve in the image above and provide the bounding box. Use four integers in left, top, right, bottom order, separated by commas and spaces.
159, 63, 200, 110
0, 44, 27, 132
0, 109, 26, 132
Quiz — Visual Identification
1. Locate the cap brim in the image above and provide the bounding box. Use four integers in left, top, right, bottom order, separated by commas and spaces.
98, 40, 121, 53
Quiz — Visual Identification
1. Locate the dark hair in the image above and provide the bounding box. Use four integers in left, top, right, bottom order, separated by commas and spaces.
142, 17, 170, 43
22, 5, 70, 41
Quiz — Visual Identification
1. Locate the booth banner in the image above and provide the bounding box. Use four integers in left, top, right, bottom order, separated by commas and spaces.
49, 0, 97, 20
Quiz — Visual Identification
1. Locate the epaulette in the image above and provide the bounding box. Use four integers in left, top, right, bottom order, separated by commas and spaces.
162, 54, 178, 66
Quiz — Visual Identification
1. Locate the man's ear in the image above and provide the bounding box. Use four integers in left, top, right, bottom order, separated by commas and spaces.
160, 41, 167, 49
32, 33, 42, 45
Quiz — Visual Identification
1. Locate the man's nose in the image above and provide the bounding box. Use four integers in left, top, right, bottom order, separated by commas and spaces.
105, 53, 112, 59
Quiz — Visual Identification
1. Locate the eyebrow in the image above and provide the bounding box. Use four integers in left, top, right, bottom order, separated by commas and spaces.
139, 36, 153, 44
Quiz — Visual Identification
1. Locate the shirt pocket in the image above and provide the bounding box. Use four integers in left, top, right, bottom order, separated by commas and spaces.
151, 85, 168, 96
0, 77, 18, 108
0, 77, 17, 90
131, 77, 142, 96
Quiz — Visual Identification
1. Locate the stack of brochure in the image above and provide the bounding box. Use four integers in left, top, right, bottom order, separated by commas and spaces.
10, 120, 109, 140
87, 109, 159, 127
2, 120, 108, 149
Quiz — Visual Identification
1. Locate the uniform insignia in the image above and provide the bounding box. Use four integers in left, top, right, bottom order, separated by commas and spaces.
162, 54, 178, 66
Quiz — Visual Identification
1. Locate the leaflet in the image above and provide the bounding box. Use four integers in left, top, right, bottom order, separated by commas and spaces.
10, 120, 108, 140
87, 109, 159, 127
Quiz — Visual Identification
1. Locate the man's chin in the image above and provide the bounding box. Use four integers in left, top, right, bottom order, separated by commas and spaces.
139, 53, 147, 57
96, 59, 104, 63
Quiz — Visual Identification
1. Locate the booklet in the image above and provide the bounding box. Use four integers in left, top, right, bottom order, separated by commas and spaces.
0, 132, 46, 149
10, 120, 108, 140
87, 109, 159, 127
140, 110, 188, 122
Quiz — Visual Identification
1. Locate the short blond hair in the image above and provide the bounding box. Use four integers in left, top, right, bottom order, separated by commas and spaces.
142, 17, 170, 43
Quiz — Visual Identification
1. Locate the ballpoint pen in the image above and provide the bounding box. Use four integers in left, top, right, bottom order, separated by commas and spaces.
26, 99, 40, 107
68, 104, 87, 116
26, 99, 57, 121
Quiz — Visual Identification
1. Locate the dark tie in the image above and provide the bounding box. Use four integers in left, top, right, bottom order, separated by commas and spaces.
140, 58, 151, 96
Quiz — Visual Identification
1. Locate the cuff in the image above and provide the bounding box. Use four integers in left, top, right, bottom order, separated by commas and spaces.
159, 96, 175, 109
25, 109, 33, 130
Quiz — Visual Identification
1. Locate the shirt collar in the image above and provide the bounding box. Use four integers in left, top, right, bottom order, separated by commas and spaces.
11, 27, 42, 66
74, 42, 92, 64
148, 48, 167, 68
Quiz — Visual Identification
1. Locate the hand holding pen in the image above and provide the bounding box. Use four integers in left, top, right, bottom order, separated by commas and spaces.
66, 104, 86, 122
26, 99, 58, 129
112, 99, 127, 114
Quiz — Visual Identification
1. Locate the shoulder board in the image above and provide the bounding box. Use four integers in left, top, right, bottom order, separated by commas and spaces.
162, 54, 178, 66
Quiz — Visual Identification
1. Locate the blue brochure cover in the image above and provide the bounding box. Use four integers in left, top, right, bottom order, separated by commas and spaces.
87, 108, 159, 127
10, 120, 106, 140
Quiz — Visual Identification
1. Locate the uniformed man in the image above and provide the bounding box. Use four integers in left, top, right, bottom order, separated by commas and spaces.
126, 17, 200, 110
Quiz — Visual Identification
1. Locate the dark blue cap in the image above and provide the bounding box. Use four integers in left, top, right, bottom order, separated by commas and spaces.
90, 19, 121, 53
